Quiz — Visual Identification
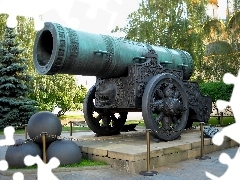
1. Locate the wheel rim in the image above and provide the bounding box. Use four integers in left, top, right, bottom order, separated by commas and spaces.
83, 86, 127, 136
142, 74, 189, 141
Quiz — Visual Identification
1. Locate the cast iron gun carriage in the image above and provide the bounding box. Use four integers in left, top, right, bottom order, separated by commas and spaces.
33, 22, 212, 141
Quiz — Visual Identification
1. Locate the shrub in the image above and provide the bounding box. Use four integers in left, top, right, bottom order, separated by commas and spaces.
199, 81, 233, 102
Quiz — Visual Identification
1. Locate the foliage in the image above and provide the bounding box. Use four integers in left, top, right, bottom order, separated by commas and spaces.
16, 16, 37, 73
29, 74, 87, 116
112, 0, 240, 83
0, 26, 37, 129
0, 15, 36, 72
199, 81, 233, 102
201, 2, 240, 82
230, 0, 240, 13
112, 0, 208, 81
200, 53, 240, 82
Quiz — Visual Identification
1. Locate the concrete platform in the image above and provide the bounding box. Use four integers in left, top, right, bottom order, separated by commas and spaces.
0, 127, 238, 174
69, 127, 238, 173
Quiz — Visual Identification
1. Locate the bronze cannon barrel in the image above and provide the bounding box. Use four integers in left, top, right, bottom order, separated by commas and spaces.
33, 22, 194, 80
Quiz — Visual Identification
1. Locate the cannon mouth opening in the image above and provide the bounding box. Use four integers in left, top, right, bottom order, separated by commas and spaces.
36, 30, 53, 66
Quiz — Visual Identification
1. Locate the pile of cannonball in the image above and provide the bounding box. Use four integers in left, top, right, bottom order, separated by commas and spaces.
5, 111, 82, 168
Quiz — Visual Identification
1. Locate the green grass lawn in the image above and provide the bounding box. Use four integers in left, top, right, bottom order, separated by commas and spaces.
9, 159, 107, 170
62, 159, 106, 167
125, 120, 145, 126
207, 116, 235, 125
59, 114, 84, 121
193, 116, 235, 127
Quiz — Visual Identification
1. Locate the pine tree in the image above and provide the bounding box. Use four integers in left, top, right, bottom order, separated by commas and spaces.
0, 26, 36, 129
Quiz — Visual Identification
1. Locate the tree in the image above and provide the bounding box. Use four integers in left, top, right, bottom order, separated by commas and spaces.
229, 0, 240, 13
201, 8, 240, 82
28, 74, 87, 117
113, 0, 208, 82
0, 26, 37, 129
0, 15, 37, 78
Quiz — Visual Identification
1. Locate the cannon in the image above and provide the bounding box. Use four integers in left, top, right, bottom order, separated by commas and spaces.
33, 22, 212, 141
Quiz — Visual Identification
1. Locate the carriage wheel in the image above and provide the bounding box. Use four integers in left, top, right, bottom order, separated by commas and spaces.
83, 85, 127, 136
142, 74, 189, 141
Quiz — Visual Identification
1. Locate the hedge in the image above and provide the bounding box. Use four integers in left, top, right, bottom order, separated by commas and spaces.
199, 82, 233, 102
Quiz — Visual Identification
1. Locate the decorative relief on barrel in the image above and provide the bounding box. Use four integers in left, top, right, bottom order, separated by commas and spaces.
176, 49, 193, 80
65, 28, 79, 71
101, 35, 115, 78
49, 24, 67, 74
185, 51, 194, 78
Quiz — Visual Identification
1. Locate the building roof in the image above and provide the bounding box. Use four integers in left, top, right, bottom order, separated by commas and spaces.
208, 0, 218, 5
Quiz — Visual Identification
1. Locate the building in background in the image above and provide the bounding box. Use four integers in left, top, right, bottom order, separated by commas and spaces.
206, 0, 219, 18
206, 0, 240, 20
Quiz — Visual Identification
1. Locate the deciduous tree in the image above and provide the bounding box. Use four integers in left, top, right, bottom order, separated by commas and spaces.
28, 74, 87, 117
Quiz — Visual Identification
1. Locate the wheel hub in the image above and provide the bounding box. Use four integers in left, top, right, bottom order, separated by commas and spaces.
163, 97, 182, 117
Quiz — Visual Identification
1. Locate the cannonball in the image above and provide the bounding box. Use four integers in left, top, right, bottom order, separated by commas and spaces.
5, 139, 42, 168
27, 111, 62, 144
46, 140, 82, 165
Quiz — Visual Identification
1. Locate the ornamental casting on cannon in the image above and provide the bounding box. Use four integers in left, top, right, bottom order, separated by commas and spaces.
33, 22, 212, 141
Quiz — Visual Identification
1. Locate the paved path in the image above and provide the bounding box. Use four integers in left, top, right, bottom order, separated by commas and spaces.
0, 147, 237, 179
0, 131, 238, 180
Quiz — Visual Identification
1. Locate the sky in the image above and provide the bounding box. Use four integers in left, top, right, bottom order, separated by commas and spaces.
41, 0, 141, 35
218, 0, 228, 19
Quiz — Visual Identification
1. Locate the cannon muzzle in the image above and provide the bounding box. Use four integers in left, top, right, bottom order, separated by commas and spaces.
34, 22, 193, 80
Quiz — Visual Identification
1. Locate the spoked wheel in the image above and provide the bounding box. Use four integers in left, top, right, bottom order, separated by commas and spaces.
142, 74, 189, 141
83, 85, 128, 136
